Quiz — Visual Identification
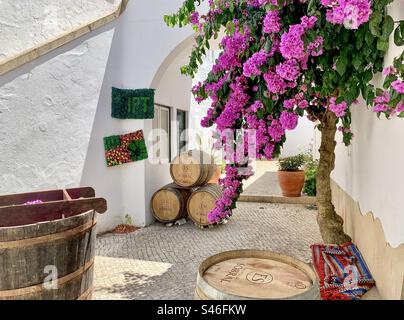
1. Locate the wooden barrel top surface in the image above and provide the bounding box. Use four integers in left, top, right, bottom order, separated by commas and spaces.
170, 151, 216, 187
151, 189, 181, 222
197, 250, 319, 300
170, 153, 202, 187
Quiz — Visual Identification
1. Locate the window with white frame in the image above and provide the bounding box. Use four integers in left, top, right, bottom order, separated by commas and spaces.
152, 104, 171, 162
177, 109, 188, 154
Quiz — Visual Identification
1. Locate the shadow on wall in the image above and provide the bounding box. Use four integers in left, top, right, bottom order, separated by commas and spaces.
0, 21, 117, 196
80, 25, 124, 233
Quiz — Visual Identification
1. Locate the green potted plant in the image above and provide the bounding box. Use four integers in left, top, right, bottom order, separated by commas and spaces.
278, 154, 305, 197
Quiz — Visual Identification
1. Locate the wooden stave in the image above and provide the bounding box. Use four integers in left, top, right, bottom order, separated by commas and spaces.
191, 184, 222, 200
195, 286, 211, 300
201, 184, 222, 196
0, 261, 94, 300
187, 184, 222, 227
0, 210, 96, 300
196, 151, 216, 186
151, 184, 190, 223
195, 250, 320, 300
196, 164, 209, 186
200, 164, 217, 185
0, 209, 93, 242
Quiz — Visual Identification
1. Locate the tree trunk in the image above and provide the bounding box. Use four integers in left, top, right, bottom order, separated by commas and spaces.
316, 110, 351, 244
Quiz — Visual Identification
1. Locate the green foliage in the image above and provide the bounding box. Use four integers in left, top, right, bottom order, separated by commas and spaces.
128, 140, 148, 162
103, 135, 121, 151
302, 152, 319, 196
278, 154, 305, 172
103, 131, 148, 167
163, 0, 197, 28
124, 214, 133, 226
395, 20, 404, 46
303, 167, 318, 197
111, 87, 155, 119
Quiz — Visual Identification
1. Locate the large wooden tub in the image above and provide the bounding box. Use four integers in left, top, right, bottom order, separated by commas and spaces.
195, 250, 319, 300
0, 187, 107, 300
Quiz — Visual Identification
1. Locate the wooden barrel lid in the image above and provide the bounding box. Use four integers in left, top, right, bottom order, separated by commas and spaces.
170, 153, 203, 187
151, 188, 182, 222
187, 186, 220, 226
196, 250, 319, 300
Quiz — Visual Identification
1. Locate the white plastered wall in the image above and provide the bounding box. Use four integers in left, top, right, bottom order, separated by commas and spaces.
332, 1, 404, 248
0, 6, 116, 197
80, 0, 195, 232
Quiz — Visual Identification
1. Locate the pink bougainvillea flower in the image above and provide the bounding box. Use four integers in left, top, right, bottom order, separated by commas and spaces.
280, 25, 306, 60
396, 101, 404, 114
280, 111, 299, 130
383, 66, 397, 76
268, 119, 285, 142
264, 71, 287, 94
374, 91, 391, 105
243, 51, 268, 77
392, 80, 404, 94
181, 0, 401, 225
263, 10, 282, 34
329, 97, 348, 117
275, 59, 301, 82
190, 11, 199, 25
322, 0, 372, 29
373, 104, 388, 113
250, 100, 264, 112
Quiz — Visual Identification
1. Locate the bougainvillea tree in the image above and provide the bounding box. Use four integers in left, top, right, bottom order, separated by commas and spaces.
165, 0, 404, 244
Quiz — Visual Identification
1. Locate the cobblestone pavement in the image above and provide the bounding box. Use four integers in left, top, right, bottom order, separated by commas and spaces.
93, 202, 321, 300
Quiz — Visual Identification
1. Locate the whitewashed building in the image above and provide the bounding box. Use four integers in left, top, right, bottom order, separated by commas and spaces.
0, 0, 403, 299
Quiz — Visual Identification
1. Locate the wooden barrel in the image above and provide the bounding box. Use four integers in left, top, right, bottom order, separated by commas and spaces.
187, 184, 222, 227
170, 150, 217, 188
0, 210, 96, 300
151, 184, 191, 223
195, 250, 319, 300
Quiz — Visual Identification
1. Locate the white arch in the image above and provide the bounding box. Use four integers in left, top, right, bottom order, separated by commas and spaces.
150, 34, 196, 89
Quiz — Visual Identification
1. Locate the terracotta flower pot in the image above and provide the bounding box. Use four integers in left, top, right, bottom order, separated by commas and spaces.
208, 165, 222, 184
278, 170, 305, 197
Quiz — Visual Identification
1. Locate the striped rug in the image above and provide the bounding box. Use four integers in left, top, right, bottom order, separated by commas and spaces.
311, 242, 375, 300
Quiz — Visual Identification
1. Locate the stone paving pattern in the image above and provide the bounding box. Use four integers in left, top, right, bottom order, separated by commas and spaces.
94, 202, 321, 300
